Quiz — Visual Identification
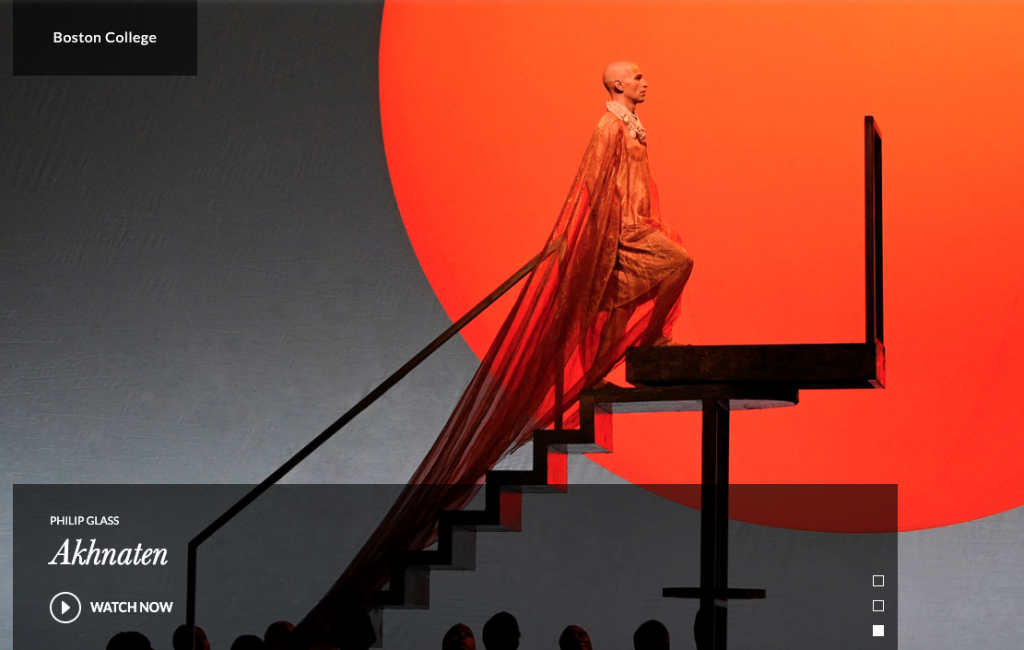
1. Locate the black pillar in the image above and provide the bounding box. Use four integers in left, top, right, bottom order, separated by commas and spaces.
699, 398, 730, 650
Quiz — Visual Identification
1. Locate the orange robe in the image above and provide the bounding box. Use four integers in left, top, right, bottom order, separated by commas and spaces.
582, 111, 693, 378
302, 108, 693, 629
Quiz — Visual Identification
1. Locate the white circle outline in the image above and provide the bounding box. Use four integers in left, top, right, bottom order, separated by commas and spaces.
49, 591, 82, 624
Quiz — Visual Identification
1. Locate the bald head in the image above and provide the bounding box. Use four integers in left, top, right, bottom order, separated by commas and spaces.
603, 61, 637, 94
602, 61, 648, 108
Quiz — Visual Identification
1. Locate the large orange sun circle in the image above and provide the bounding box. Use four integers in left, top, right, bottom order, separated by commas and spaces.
380, 1, 1024, 531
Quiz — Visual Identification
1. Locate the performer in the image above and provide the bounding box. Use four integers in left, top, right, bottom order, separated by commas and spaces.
301, 61, 692, 635
581, 61, 693, 386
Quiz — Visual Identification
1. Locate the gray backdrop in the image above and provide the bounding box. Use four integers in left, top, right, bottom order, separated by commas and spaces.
2, 2, 1022, 648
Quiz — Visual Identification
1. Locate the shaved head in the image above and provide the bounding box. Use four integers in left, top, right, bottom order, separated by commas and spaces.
602, 61, 648, 110
603, 61, 638, 94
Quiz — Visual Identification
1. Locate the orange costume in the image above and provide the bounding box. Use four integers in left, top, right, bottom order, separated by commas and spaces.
304, 104, 693, 624
581, 106, 693, 382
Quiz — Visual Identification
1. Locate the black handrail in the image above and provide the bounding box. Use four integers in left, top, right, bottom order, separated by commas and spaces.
184, 251, 544, 646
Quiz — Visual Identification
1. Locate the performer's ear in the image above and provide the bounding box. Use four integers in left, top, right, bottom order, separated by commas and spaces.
614, 81, 623, 94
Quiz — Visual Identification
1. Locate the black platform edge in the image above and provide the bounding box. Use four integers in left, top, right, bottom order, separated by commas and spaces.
626, 341, 885, 389
582, 383, 800, 413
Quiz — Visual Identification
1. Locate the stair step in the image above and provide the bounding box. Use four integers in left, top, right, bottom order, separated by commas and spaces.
535, 427, 611, 455
489, 469, 567, 493
440, 484, 523, 532
379, 566, 430, 609
404, 525, 476, 570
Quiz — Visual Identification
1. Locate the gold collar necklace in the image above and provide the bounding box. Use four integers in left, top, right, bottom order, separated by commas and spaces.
606, 101, 646, 144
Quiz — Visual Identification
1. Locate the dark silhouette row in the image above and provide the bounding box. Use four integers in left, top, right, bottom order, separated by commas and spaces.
438, 614, 674, 650
107, 607, 711, 649
106, 620, 292, 650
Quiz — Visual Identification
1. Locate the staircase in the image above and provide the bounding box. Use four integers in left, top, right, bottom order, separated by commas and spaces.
361, 381, 800, 638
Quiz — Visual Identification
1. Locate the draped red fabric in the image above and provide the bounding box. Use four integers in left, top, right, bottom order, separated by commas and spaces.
302, 110, 693, 630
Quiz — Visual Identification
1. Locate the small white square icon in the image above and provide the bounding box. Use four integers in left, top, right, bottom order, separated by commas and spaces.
873, 600, 884, 612
873, 575, 884, 587
873, 625, 885, 637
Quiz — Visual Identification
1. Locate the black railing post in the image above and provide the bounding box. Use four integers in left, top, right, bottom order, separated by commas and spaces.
186, 541, 197, 649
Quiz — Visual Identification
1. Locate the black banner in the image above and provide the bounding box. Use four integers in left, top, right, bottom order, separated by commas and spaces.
15, 484, 897, 649
13, 1, 197, 75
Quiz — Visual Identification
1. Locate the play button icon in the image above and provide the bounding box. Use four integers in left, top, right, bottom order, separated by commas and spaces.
49, 592, 81, 624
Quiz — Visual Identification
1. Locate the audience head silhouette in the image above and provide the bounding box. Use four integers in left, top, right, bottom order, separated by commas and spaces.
231, 634, 267, 650
330, 605, 378, 650
633, 620, 669, 650
264, 620, 295, 649
107, 631, 153, 650
482, 611, 520, 650
559, 625, 593, 650
442, 623, 476, 650
173, 624, 211, 650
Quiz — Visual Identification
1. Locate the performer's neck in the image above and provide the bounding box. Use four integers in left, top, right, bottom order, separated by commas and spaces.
610, 96, 638, 114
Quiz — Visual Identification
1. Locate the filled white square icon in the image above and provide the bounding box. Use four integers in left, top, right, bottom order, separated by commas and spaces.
873, 625, 885, 637
873, 600, 884, 612
873, 575, 884, 587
